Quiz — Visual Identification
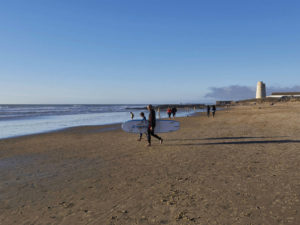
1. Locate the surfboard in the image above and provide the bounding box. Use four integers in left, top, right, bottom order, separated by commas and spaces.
122, 119, 180, 133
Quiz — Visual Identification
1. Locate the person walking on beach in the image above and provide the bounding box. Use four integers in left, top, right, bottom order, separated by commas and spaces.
147, 105, 163, 147
130, 112, 134, 120
206, 105, 210, 117
167, 107, 172, 119
171, 107, 177, 119
137, 112, 147, 141
212, 105, 216, 118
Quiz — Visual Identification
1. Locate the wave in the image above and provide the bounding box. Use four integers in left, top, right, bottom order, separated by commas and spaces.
0, 104, 147, 121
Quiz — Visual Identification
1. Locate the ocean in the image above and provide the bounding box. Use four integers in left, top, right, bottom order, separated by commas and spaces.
0, 104, 203, 139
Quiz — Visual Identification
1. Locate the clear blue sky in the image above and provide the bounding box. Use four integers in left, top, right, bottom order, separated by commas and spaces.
0, 0, 300, 104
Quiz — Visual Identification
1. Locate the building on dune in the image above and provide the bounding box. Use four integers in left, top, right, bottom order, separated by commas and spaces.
267, 92, 300, 98
216, 101, 234, 106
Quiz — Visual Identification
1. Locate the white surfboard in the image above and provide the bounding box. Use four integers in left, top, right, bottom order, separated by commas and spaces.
122, 120, 180, 133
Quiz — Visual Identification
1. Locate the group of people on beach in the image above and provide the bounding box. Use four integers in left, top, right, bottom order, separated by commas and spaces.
167, 107, 177, 119
206, 105, 216, 118
131, 104, 216, 147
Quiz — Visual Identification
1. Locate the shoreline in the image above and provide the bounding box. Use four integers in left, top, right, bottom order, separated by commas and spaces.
0, 111, 202, 141
0, 122, 123, 141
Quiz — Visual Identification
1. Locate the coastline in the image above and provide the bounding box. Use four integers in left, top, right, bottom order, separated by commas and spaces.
0, 110, 202, 141
0, 107, 203, 141
1, 103, 300, 224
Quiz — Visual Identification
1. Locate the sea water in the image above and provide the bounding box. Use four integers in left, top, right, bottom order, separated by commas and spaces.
0, 105, 203, 139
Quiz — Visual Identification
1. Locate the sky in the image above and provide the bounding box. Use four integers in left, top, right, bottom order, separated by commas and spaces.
0, 0, 300, 104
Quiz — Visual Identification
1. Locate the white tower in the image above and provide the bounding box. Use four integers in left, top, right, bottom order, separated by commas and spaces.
256, 81, 266, 99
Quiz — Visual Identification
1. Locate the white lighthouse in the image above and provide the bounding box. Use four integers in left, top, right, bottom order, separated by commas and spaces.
256, 81, 266, 99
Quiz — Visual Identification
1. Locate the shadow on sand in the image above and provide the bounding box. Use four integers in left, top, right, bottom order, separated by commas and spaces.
164, 136, 300, 146
197, 140, 300, 146
166, 136, 288, 142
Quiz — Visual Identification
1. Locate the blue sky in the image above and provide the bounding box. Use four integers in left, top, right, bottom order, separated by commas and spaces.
0, 0, 300, 104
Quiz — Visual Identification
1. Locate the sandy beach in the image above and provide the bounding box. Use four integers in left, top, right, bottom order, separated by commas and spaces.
1, 103, 300, 225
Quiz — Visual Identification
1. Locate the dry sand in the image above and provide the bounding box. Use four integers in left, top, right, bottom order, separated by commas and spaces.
1, 103, 300, 225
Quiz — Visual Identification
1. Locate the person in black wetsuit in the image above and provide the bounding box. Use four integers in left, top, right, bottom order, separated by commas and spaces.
137, 112, 147, 141
171, 107, 177, 119
206, 105, 210, 117
147, 105, 163, 147
212, 105, 216, 118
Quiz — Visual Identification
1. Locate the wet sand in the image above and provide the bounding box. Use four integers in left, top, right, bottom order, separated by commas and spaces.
1, 103, 300, 225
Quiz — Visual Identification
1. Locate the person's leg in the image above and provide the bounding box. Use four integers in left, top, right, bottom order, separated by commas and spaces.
138, 133, 142, 141
150, 129, 163, 144
151, 132, 161, 140
147, 128, 151, 146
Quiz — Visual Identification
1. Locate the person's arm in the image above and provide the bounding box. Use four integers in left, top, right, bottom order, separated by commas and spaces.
152, 110, 156, 127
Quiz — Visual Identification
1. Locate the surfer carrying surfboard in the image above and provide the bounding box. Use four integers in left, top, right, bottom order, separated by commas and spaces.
147, 105, 163, 147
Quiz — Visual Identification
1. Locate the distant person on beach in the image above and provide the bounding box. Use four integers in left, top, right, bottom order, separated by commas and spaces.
130, 112, 134, 120
206, 105, 210, 117
167, 107, 172, 119
137, 112, 147, 141
212, 105, 216, 117
147, 105, 163, 147
171, 107, 177, 119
